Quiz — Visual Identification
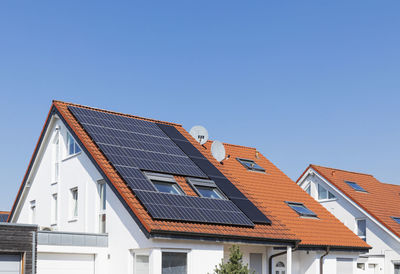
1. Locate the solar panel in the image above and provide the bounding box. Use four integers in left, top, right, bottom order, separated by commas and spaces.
135, 190, 254, 226
68, 106, 207, 180
69, 106, 254, 226
0, 214, 9, 222
157, 123, 272, 225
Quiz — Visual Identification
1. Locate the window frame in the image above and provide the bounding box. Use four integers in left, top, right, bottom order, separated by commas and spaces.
345, 181, 368, 193
98, 180, 107, 233
317, 184, 336, 201
356, 218, 367, 241
66, 132, 82, 157
392, 217, 400, 225
187, 178, 226, 200
51, 193, 58, 226
70, 187, 79, 220
286, 201, 318, 218
52, 129, 61, 183
236, 158, 266, 172
130, 250, 150, 274
144, 172, 184, 195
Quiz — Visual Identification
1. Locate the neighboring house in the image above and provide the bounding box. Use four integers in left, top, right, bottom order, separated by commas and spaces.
7, 101, 369, 274
0, 211, 9, 222
297, 165, 400, 274
0, 222, 37, 274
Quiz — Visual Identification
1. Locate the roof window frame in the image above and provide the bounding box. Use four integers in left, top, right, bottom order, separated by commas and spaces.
344, 180, 368, 193
186, 178, 227, 200
285, 201, 318, 218
236, 158, 266, 173
391, 217, 400, 225
144, 172, 184, 195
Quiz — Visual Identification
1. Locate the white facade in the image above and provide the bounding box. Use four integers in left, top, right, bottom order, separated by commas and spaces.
298, 168, 400, 274
11, 114, 362, 274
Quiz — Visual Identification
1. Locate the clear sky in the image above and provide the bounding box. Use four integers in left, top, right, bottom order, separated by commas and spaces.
0, 1, 399, 210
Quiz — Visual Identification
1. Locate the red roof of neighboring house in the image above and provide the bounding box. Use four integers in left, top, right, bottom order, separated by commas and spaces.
306, 165, 400, 240
9, 101, 370, 249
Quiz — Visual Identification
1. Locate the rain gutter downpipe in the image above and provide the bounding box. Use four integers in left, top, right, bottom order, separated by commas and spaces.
268, 242, 298, 274
319, 246, 330, 274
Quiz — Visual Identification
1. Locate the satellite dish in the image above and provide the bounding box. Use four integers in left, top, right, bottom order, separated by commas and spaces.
211, 140, 226, 162
189, 125, 209, 145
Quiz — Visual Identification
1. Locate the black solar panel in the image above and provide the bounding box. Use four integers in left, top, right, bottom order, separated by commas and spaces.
68, 106, 206, 180
135, 190, 254, 226
157, 123, 272, 225
68, 106, 254, 226
0, 214, 9, 222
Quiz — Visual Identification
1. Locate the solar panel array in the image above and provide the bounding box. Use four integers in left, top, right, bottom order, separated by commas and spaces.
157, 124, 272, 224
135, 190, 254, 226
68, 106, 254, 226
0, 214, 9, 222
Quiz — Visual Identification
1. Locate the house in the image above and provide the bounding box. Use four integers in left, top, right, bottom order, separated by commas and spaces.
7, 101, 369, 274
297, 165, 400, 274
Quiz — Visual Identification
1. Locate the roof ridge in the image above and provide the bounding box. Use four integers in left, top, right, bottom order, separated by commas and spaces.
205, 140, 256, 150
311, 164, 374, 177
53, 100, 182, 126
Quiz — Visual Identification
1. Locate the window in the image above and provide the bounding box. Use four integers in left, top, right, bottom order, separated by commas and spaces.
357, 219, 367, 241
392, 217, 400, 224
250, 253, 262, 274
286, 202, 317, 217
98, 181, 106, 233
305, 184, 311, 195
237, 158, 265, 172
187, 178, 225, 199
345, 181, 367, 192
67, 132, 81, 156
357, 263, 365, 270
132, 253, 149, 274
395, 264, 400, 274
30, 200, 36, 224
70, 188, 78, 218
51, 194, 58, 225
145, 173, 184, 195
53, 131, 60, 182
318, 184, 336, 200
162, 252, 187, 274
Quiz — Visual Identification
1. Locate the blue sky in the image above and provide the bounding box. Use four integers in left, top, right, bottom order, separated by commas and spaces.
0, 1, 399, 210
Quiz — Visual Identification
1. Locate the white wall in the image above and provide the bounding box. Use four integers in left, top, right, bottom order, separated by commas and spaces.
299, 170, 400, 274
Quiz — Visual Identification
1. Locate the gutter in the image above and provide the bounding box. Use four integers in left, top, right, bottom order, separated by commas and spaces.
319, 246, 330, 274
268, 242, 298, 274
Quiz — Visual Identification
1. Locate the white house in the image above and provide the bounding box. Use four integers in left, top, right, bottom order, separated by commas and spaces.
297, 165, 400, 274
7, 101, 369, 274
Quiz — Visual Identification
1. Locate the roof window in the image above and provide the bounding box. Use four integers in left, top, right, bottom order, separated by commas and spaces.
187, 178, 225, 200
237, 158, 265, 172
345, 181, 367, 193
144, 172, 184, 195
286, 202, 317, 218
392, 217, 400, 225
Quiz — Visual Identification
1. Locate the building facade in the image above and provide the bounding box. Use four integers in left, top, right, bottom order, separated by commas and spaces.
298, 165, 400, 274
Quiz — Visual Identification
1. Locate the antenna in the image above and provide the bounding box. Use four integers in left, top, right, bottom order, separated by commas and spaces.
189, 125, 209, 145
211, 140, 226, 162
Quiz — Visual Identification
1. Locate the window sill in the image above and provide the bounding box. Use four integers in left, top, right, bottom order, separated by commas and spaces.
62, 152, 82, 162
68, 218, 78, 223
318, 198, 337, 203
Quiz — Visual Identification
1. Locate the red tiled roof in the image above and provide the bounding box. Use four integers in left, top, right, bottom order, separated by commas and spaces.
202, 143, 369, 248
10, 101, 370, 249
308, 164, 400, 240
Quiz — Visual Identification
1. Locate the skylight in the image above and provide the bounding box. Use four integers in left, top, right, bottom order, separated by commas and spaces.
286, 202, 317, 218
187, 178, 226, 200
392, 217, 400, 225
345, 181, 367, 192
144, 172, 184, 195
237, 158, 265, 172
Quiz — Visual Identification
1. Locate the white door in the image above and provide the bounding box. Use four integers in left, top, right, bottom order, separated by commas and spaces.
37, 253, 94, 274
0, 254, 21, 274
